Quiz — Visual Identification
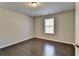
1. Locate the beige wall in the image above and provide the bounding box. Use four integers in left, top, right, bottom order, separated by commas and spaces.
75, 2, 79, 56
34, 10, 75, 44
0, 7, 75, 49
0, 8, 34, 48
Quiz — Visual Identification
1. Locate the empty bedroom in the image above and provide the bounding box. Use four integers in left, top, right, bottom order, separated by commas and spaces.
0, 2, 76, 56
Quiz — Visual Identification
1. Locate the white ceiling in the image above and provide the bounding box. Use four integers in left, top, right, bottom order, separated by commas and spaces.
0, 2, 75, 17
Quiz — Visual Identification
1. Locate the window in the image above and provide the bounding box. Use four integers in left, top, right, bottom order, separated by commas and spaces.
44, 18, 55, 34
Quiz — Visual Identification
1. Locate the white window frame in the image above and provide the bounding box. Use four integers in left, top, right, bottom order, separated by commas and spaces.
44, 18, 55, 34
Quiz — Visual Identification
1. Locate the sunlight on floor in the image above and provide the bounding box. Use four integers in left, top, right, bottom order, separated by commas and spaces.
44, 43, 55, 56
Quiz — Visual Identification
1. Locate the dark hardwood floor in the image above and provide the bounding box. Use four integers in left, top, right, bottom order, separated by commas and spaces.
0, 38, 75, 56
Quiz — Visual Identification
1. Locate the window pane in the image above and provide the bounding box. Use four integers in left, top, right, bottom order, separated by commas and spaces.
45, 26, 54, 34
44, 18, 55, 34
45, 18, 54, 26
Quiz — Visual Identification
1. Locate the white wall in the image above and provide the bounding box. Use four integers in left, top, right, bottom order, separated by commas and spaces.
75, 2, 79, 56
34, 10, 75, 44
0, 8, 34, 48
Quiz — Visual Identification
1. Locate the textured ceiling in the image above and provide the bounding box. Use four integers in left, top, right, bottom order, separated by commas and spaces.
0, 2, 75, 17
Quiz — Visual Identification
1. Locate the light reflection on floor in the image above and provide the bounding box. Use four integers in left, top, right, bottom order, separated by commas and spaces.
43, 43, 55, 56
0, 39, 75, 56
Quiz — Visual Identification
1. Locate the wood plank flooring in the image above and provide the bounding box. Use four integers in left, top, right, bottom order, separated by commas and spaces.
0, 38, 75, 56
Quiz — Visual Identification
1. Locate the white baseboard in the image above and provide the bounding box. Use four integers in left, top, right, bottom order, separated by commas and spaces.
0, 37, 33, 49
0, 37, 74, 49
34, 37, 74, 45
